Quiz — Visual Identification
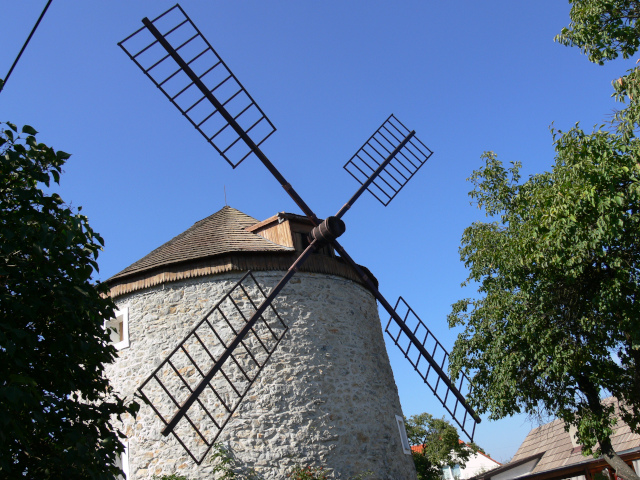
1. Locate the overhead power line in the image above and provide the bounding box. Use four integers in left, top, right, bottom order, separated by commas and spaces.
0, 0, 54, 94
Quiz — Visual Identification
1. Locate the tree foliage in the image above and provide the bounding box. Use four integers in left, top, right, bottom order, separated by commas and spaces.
448, 3, 640, 478
0, 123, 138, 478
556, 0, 640, 64
406, 413, 479, 480
448, 94, 640, 478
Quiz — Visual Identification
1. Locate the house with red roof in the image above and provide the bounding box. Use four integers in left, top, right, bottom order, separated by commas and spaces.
411, 441, 501, 480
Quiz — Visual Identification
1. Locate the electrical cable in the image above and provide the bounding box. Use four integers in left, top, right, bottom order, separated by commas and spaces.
0, 0, 54, 94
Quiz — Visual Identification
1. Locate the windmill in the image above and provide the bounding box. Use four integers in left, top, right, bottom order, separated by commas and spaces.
118, 4, 480, 467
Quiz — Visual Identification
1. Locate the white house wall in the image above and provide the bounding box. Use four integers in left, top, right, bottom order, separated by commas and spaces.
461, 453, 502, 480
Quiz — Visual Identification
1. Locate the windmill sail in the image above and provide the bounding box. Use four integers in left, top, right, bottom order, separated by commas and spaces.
329, 242, 480, 441
344, 114, 433, 207
118, 4, 275, 168
138, 237, 324, 463
119, 3, 319, 220
385, 297, 478, 440
137, 271, 287, 464
337, 118, 478, 439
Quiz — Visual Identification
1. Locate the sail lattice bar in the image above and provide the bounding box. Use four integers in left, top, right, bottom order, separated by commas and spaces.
118, 4, 276, 168
385, 296, 477, 441
344, 114, 433, 206
136, 271, 288, 464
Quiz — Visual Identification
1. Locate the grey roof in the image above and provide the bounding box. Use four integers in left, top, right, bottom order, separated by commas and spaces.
108, 206, 293, 282
509, 399, 640, 475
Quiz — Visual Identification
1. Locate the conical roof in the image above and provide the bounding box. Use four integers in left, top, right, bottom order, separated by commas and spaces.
108, 206, 292, 282
106, 205, 377, 298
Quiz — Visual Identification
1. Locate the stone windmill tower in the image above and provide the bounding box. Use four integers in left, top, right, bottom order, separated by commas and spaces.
104, 205, 417, 479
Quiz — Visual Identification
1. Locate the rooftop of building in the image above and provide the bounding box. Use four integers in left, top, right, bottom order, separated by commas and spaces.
106, 205, 377, 298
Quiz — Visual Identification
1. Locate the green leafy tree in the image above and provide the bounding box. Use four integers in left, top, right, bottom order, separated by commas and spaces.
449, 3, 640, 479
210, 443, 260, 479
0, 123, 138, 478
287, 465, 329, 480
448, 112, 640, 479
406, 413, 479, 480
556, 0, 640, 140
556, 0, 640, 64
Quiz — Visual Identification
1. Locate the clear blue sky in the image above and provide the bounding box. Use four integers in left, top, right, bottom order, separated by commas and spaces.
2, 1, 636, 463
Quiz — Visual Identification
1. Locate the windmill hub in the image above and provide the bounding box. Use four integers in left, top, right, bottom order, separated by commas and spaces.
308, 216, 346, 245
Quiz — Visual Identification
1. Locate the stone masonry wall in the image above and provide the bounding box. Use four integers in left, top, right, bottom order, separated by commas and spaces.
105, 271, 417, 479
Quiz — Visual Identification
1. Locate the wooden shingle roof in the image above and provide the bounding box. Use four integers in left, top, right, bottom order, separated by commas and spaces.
106, 206, 378, 298
108, 206, 292, 282
510, 399, 640, 474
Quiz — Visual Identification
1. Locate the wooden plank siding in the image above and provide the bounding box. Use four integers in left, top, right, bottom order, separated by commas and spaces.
246, 213, 335, 257
251, 219, 295, 248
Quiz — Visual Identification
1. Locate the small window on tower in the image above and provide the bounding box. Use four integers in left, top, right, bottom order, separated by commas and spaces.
106, 307, 129, 350
395, 414, 412, 455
